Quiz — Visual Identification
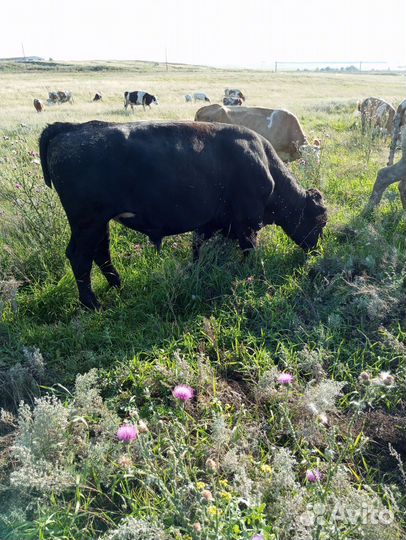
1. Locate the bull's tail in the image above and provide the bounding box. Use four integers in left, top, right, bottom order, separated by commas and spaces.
39, 122, 78, 188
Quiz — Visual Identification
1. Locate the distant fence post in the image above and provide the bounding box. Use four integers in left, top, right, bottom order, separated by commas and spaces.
275, 61, 278, 73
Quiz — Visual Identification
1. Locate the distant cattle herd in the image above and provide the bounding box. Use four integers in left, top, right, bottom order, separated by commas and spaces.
30, 84, 406, 308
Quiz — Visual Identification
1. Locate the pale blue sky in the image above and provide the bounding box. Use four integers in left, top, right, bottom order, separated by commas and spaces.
1, 0, 405, 68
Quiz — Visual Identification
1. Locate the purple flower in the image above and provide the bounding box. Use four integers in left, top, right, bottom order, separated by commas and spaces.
252, 535, 264, 540
15, 183, 22, 189
306, 469, 322, 483
116, 424, 138, 442
277, 373, 294, 385
172, 384, 195, 401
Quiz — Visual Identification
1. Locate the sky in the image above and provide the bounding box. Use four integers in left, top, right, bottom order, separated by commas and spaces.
1, 0, 405, 69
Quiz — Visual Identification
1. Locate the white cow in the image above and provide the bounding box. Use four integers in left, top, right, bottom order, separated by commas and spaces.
193, 92, 210, 103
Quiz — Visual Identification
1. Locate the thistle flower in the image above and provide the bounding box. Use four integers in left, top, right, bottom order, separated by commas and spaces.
358, 371, 371, 384
201, 489, 214, 501
306, 469, 322, 483
379, 371, 395, 386
172, 384, 195, 401
138, 420, 149, 433
117, 455, 133, 469
277, 373, 294, 385
116, 424, 138, 442
206, 458, 218, 472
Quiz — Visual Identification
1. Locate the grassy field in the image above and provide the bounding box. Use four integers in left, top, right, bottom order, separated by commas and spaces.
0, 62, 406, 540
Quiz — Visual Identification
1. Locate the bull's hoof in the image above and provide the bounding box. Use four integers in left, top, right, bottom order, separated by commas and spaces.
79, 296, 101, 311
107, 274, 121, 288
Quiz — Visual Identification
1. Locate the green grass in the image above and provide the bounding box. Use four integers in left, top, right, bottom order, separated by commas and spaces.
0, 65, 405, 540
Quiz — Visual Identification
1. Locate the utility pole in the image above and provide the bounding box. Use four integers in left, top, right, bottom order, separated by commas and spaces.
165, 47, 168, 72
275, 61, 278, 73
21, 42, 26, 61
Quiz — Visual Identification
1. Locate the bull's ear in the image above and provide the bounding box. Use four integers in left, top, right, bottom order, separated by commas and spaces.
306, 188, 323, 202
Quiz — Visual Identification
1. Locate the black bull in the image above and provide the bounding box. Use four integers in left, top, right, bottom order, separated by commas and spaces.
39, 120, 327, 309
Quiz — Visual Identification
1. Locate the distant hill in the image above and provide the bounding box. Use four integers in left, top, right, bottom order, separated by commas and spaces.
0, 56, 45, 63
0, 59, 226, 73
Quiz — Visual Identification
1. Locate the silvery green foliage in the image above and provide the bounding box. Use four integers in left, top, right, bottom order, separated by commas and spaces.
303, 379, 345, 417
0, 347, 45, 408
10, 396, 73, 494
0, 278, 21, 314
15, 396, 68, 462
270, 447, 299, 494
102, 518, 167, 540
256, 367, 279, 401
9, 369, 120, 495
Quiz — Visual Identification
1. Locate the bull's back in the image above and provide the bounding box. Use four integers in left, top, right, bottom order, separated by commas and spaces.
43, 121, 274, 230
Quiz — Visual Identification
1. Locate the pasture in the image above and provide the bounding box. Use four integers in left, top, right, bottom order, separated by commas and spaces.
0, 63, 405, 540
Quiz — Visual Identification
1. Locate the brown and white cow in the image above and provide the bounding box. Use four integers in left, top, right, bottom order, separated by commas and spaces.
358, 97, 395, 136
194, 104, 317, 162
225, 88, 245, 101
33, 99, 43, 113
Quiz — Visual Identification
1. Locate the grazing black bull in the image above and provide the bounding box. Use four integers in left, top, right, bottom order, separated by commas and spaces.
39, 121, 327, 309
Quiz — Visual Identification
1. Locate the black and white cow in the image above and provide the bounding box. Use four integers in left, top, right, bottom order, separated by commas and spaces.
225, 88, 245, 101
223, 97, 243, 106
124, 91, 158, 111
39, 120, 327, 310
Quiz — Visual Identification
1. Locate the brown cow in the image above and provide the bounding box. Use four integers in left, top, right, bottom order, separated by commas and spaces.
195, 104, 316, 162
33, 99, 43, 113
358, 97, 395, 136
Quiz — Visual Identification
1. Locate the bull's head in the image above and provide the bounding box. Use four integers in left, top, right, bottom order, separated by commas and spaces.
292, 188, 327, 251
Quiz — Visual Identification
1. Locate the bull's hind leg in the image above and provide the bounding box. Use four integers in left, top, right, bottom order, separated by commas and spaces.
94, 224, 121, 288
66, 225, 105, 310
192, 227, 216, 261
236, 225, 258, 255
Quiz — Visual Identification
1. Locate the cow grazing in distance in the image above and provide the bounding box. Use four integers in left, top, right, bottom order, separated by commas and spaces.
33, 99, 43, 113
57, 91, 73, 104
368, 126, 406, 209
47, 92, 59, 104
195, 104, 317, 162
93, 92, 102, 102
47, 91, 73, 105
39, 120, 327, 310
225, 88, 245, 101
358, 97, 395, 136
124, 91, 158, 111
223, 96, 243, 106
193, 92, 210, 102
185, 94, 193, 102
